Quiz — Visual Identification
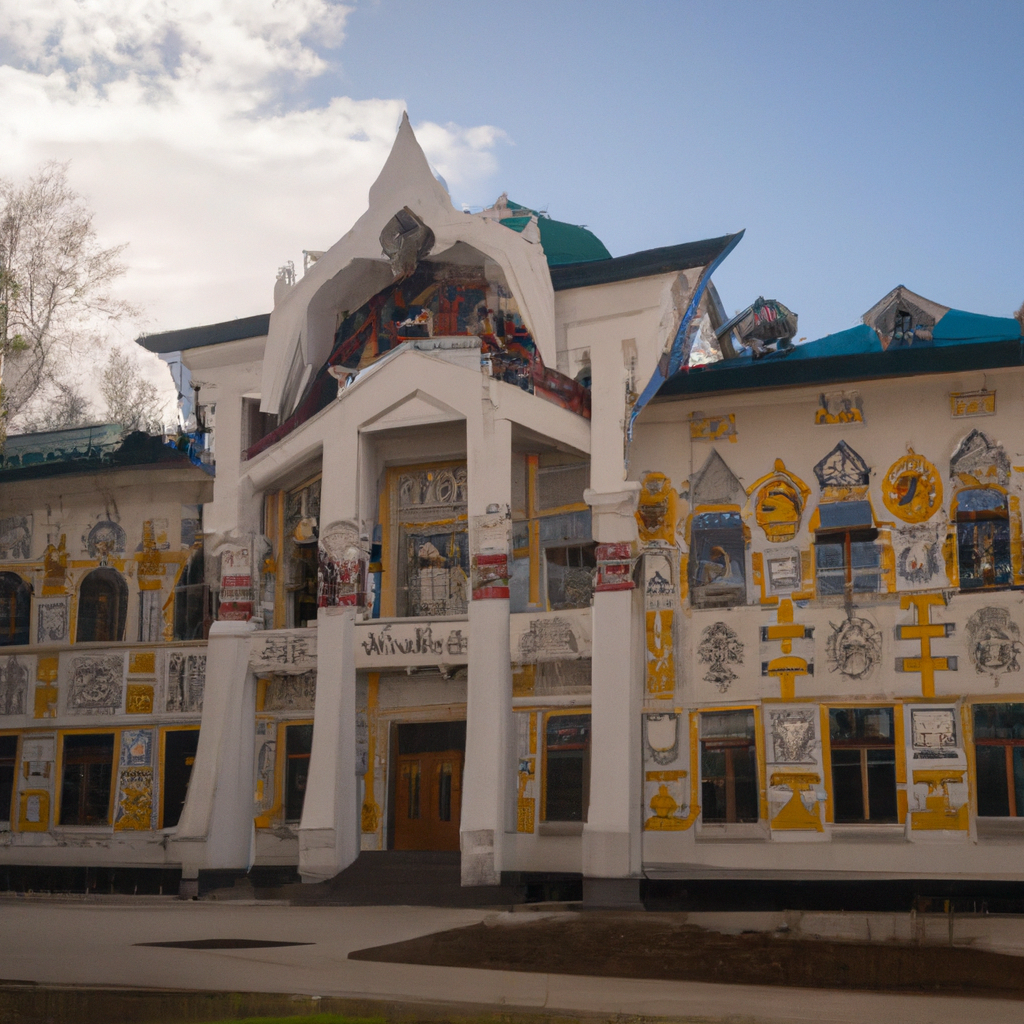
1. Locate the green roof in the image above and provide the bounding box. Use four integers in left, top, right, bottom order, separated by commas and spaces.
499, 203, 612, 266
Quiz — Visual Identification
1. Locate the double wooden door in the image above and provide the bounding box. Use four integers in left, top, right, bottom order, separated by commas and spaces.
394, 748, 462, 850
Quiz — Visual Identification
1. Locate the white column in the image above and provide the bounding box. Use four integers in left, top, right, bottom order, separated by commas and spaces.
298, 428, 361, 883
172, 619, 257, 881
460, 414, 513, 886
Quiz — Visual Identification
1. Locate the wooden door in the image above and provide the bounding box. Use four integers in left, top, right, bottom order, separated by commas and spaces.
394, 749, 463, 850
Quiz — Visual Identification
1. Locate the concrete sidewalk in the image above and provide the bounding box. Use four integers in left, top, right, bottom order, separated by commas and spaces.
1, 899, 1023, 1024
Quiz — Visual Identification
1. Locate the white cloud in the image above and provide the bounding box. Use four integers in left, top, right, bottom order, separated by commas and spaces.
0, 0, 507, 417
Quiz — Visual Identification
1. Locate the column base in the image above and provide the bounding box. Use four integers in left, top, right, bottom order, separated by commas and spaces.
582, 877, 644, 910
460, 828, 500, 886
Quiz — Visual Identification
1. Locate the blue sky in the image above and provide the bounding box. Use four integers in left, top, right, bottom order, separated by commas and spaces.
330, 0, 1023, 339
0, 0, 1020, 360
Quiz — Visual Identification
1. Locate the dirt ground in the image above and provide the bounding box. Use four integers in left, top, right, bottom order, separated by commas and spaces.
348, 911, 1024, 1000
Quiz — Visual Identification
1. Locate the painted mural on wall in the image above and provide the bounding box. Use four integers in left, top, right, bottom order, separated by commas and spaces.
882, 451, 942, 523
688, 451, 747, 609
644, 713, 687, 831
697, 621, 743, 693
86, 520, 126, 562
34, 597, 69, 643
645, 712, 679, 765
636, 472, 678, 547
950, 429, 1010, 488
760, 599, 813, 699
113, 767, 153, 831
689, 413, 736, 443
964, 607, 1021, 684
218, 544, 253, 621
120, 728, 153, 766
894, 525, 944, 590
750, 460, 810, 544
0, 515, 32, 560
911, 708, 958, 759
825, 615, 883, 681
516, 615, 587, 662
0, 655, 29, 715
165, 652, 206, 713
262, 671, 316, 711
767, 709, 816, 764
815, 391, 863, 425
814, 441, 870, 491
67, 654, 124, 715
250, 629, 317, 674
950, 390, 995, 418
515, 712, 537, 833
644, 551, 676, 698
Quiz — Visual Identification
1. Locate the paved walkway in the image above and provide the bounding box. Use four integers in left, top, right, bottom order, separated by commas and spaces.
1, 898, 1023, 1023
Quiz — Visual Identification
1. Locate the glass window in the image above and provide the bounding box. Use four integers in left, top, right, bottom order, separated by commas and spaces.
828, 707, 897, 823
974, 703, 1024, 816
173, 549, 209, 641
284, 723, 313, 822
815, 529, 880, 596
0, 573, 31, 647
690, 512, 746, 609
60, 733, 114, 826
76, 569, 128, 642
701, 710, 759, 823
0, 734, 15, 822
956, 490, 1012, 590
162, 728, 199, 828
544, 713, 591, 822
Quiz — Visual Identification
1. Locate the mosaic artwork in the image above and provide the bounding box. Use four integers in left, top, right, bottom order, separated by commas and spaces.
825, 616, 882, 681
882, 451, 943, 523
262, 671, 316, 711
166, 652, 206, 713
67, 654, 124, 714
120, 729, 153, 767
965, 607, 1021, 683
697, 621, 743, 693
768, 710, 816, 764
113, 767, 153, 831
894, 525, 945, 589
35, 597, 69, 643
0, 655, 29, 715
0, 515, 32, 559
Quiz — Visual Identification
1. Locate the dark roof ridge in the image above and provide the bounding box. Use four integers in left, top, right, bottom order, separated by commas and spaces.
137, 312, 271, 354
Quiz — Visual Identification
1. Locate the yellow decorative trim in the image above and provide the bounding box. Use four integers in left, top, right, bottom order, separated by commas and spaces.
125, 684, 154, 715
770, 771, 823, 831
128, 652, 156, 675
646, 769, 687, 781
910, 769, 968, 830
33, 685, 57, 719
36, 657, 58, 683
18, 789, 49, 831
820, 704, 834, 823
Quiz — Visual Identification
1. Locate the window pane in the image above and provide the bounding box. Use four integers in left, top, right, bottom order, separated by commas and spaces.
285, 724, 313, 822
850, 542, 881, 569
816, 541, 845, 570
703, 710, 755, 740
817, 570, 846, 595
831, 750, 864, 822
162, 728, 199, 829
701, 747, 727, 823
690, 513, 746, 610
830, 707, 894, 743
61, 734, 114, 826
975, 703, 1024, 740
976, 745, 1010, 816
546, 751, 584, 820
866, 750, 898, 822
1014, 748, 1024, 819
958, 519, 1012, 589
958, 489, 1008, 513
732, 745, 760, 823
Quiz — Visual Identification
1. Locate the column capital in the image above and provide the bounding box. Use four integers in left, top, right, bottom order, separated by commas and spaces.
585, 483, 641, 544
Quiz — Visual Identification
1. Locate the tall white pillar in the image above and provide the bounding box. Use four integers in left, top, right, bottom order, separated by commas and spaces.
460, 414, 513, 886
299, 606, 359, 882
172, 619, 257, 884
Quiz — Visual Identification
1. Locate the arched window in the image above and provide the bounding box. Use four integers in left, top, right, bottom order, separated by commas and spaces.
76, 569, 128, 643
956, 489, 1011, 590
0, 572, 31, 646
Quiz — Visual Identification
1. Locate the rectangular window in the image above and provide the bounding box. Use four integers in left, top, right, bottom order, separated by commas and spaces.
162, 728, 199, 829
60, 733, 114, 826
0, 734, 16, 822
690, 512, 746, 609
828, 707, 897, 823
543, 712, 591, 822
973, 703, 1024, 816
815, 529, 880, 596
701, 710, 759, 823
956, 490, 1012, 590
284, 723, 313, 822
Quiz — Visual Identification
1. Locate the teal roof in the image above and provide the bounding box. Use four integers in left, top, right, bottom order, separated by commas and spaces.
499, 203, 612, 266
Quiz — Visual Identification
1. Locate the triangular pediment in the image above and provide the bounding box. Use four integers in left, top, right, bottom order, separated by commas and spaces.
691, 450, 745, 507
359, 389, 464, 433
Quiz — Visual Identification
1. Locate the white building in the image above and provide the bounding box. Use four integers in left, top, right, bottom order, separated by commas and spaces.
2, 116, 1023, 905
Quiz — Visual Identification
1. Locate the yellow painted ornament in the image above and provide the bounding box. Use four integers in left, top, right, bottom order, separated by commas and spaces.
882, 450, 942, 523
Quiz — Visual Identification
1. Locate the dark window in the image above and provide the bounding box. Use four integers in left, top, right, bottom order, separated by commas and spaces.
701, 710, 759, 823
242, 397, 278, 452
173, 549, 210, 640
956, 489, 1012, 590
284, 723, 313, 821
544, 542, 596, 609
162, 728, 199, 828
0, 572, 31, 646
690, 512, 746, 609
0, 734, 16, 822
829, 707, 897, 823
438, 760, 454, 821
544, 713, 590, 822
815, 528, 880, 596
76, 569, 128, 642
60, 733, 114, 826
973, 703, 1024, 817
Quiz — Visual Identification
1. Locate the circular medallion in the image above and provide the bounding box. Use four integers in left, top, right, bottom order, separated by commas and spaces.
882, 450, 942, 523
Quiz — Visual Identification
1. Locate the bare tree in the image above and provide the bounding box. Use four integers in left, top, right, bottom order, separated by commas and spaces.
100, 348, 164, 433
0, 162, 137, 436
18, 380, 93, 433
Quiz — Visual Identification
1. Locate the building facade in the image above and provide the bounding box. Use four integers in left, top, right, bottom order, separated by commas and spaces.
1, 116, 1023, 901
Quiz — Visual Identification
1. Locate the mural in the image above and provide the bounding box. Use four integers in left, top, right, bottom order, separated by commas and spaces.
35, 597, 69, 643
911, 708, 958, 759
950, 429, 1010, 489
760, 599, 813, 700
965, 607, 1021, 683
113, 767, 153, 831
645, 712, 679, 766
635, 472, 678, 547
120, 729, 152, 766
689, 413, 736, 443
814, 441, 870, 490
825, 615, 882, 681
697, 621, 743, 693
0, 515, 32, 559
67, 654, 124, 714
262, 671, 316, 711
218, 544, 253, 621
644, 551, 676, 698
894, 594, 958, 698
251, 629, 317, 674
882, 451, 942, 523
814, 391, 864, 425
768, 709, 816, 764
894, 524, 944, 590
765, 548, 802, 594
41, 536, 68, 595
86, 520, 126, 562
950, 390, 995, 418
165, 652, 206, 713
0, 655, 29, 715
750, 460, 810, 543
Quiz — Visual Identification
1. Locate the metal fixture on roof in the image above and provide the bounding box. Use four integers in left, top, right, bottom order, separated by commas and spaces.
716, 297, 799, 359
